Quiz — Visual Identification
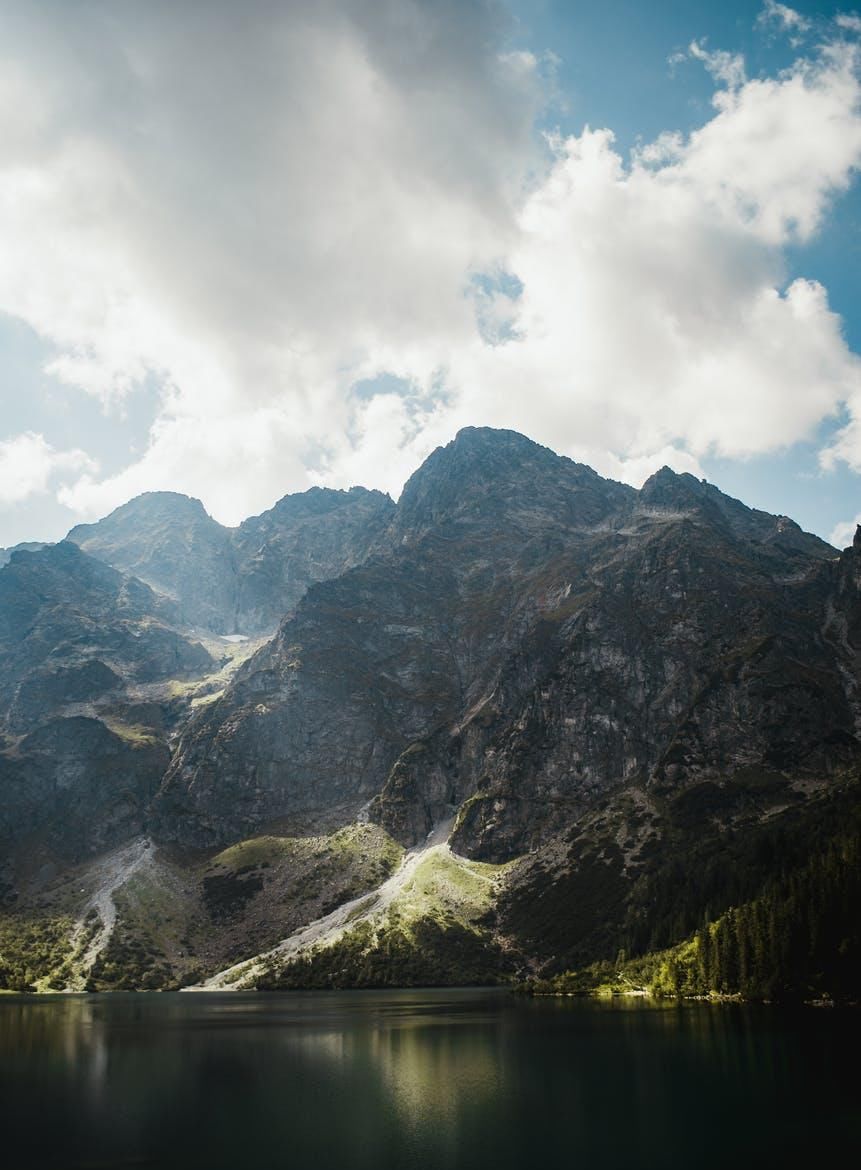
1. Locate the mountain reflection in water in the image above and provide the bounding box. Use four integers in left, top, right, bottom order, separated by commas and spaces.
0, 990, 857, 1170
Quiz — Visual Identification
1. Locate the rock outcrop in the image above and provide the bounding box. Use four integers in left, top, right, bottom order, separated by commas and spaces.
0, 541, 212, 727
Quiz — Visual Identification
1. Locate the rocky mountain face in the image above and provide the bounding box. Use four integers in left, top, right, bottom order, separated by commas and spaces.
0, 541, 46, 568
0, 541, 213, 730
152, 431, 635, 845
0, 542, 213, 860
67, 485, 394, 633
1, 427, 859, 995
154, 428, 845, 862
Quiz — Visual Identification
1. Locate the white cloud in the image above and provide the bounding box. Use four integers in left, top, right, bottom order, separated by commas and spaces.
0, 3, 860, 524
837, 14, 861, 35
672, 41, 861, 245
339, 37, 861, 491
758, 2, 811, 35
427, 128, 861, 479
0, 432, 94, 506
830, 513, 860, 546
688, 40, 747, 90
0, 0, 541, 521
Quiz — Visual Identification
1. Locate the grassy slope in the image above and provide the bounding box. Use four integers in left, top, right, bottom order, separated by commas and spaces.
257, 847, 515, 989
0, 823, 404, 992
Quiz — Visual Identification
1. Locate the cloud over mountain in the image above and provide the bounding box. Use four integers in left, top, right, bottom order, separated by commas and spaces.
0, 1, 859, 522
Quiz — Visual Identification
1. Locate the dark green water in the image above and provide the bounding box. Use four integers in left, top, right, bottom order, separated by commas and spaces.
0, 989, 857, 1169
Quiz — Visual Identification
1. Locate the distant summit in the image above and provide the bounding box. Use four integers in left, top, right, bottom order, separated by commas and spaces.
0, 540, 47, 569
67, 484, 394, 633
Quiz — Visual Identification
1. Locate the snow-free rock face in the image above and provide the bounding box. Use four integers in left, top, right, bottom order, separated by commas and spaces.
67, 493, 234, 633
2, 426, 860, 991
0, 542, 213, 856
152, 429, 636, 845
68, 486, 395, 634
0, 541, 213, 727
153, 428, 854, 859
229, 486, 395, 633
0, 717, 169, 861
0, 541, 46, 568
0, 485, 396, 864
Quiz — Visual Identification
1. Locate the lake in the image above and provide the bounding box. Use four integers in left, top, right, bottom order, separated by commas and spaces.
0, 989, 857, 1169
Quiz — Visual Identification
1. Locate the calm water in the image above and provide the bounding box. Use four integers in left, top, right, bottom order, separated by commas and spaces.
0, 989, 857, 1169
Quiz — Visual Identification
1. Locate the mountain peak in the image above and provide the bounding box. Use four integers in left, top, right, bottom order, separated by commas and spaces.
261, 484, 392, 525
394, 426, 632, 540
640, 465, 706, 503
101, 491, 211, 523
639, 466, 833, 559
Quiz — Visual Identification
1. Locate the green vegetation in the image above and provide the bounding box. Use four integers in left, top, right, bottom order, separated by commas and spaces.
501, 841, 630, 972
101, 718, 161, 746
623, 775, 859, 959
87, 907, 174, 991
503, 773, 861, 983
210, 822, 402, 876
256, 846, 511, 990
258, 912, 508, 989
3, 776, 856, 999
81, 822, 407, 988
396, 850, 503, 921
0, 915, 74, 992
524, 804, 861, 1003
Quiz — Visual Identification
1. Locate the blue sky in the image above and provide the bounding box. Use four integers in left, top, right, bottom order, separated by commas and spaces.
0, 0, 859, 546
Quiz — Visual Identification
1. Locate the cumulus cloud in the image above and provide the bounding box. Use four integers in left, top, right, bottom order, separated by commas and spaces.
0, 0, 541, 521
358, 33, 861, 489
0, 432, 94, 506
0, 2, 860, 525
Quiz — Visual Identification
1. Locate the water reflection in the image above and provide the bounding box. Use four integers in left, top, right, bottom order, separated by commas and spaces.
0, 991, 857, 1170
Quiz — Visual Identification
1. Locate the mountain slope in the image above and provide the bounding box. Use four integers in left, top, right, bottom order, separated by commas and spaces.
0, 541, 213, 731
154, 428, 850, 864
0, 542, 214, 861
152, 429, 637, 846
1, 427, 859, 997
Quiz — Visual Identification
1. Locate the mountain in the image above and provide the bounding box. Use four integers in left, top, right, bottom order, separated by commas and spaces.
0, 541, 46, 568
67, 485, 394, 633
0, 427, 858, 1000
154, 427, 841, 857
152, 429, 637, 846
0, 541, 213, 729
0, 542, 213, 862
67, 493, 234, 632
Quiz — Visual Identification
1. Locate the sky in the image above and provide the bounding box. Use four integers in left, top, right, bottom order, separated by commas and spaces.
0, 0, 860, 548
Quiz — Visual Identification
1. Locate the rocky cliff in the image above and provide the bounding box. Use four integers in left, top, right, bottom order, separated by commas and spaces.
1, 427, 858, 995
0, 541, 213, 730
0, 541, 213, 861
154, 428, 847, 865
